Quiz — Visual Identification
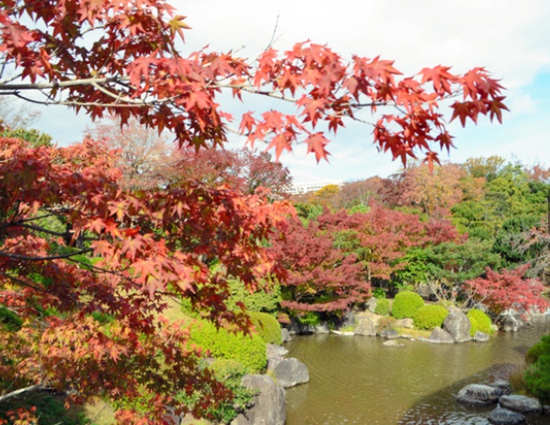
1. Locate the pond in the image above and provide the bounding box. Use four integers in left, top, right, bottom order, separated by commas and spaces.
284, 319, 550, 425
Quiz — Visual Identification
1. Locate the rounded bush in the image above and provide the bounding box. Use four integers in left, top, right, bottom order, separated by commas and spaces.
190, 320, 267, 373
467, 309, 494, 337
391, 291, 425, 319
413, 304, 449, 330
249, 311, 282, 345
374, 298, 390, 316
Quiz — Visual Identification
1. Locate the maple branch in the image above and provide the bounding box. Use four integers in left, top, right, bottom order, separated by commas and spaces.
0, 248, 93, 261
0, 384, 51, 404
0, 221, 69, 237
0, 272, 48, 294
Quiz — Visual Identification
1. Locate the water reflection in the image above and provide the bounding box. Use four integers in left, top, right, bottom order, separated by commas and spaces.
285, 323, 550, 425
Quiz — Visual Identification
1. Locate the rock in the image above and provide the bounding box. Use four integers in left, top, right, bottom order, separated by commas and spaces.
497, 314, 523, 332
266, 344, 288, 372
378, 329, 399, 339
231, 374, 285, 425
383, 340, 405, 347
488, 407, 526, 425
417, 283, 436, 301
356, 310, 382, 327
313, 322, 330, 334
456, 384, 502, 406
341, 310, 356, 327
366, 297, 377, 313
273, 358, 309, 388
499, 395, 542, 414
491, 380, 510, 394
443, 312, 471, 343
281, 328, 291, 343
428, 327, 454, 344
354, 317, 376, 336
394, 318, 414, 329
473, 331, 490, 342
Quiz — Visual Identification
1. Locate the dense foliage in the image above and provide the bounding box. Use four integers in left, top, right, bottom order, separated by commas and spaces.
412, 304, 449, 330
391, 292, 425, 319
466, 309, 494, 336
189, 321, 267, 373
525, 334, 550, 404
249, 312, 282, 345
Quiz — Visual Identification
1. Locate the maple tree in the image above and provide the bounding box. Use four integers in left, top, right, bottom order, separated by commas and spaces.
463, 265, 548, 315
0, 138, 291, 423
271, 217, 369, 314
0, 0, 507, 165
85, 117, 173, 190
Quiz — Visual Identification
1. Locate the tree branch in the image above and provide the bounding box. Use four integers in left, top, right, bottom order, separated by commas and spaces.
0, 384, 50, 404
0, 248, 93, 261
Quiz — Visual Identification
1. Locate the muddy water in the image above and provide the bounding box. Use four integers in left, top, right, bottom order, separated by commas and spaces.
285, 321, 550, 425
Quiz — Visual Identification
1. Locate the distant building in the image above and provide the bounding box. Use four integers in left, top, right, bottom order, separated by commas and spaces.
287, 181, 343, 195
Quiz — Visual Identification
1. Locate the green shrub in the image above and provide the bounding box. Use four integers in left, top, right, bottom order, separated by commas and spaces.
467, 309, 495, 336
525, 334, 550, 404
206, 359, 254, 424
391, 291, 424, 319
374, 298, 390, 316
249, 311, 282, 345
226, 278, 282, 314
526, 341, 546, 364
189, 320, 267, 373
413, 304, 449, 330
295, 311, 320, 327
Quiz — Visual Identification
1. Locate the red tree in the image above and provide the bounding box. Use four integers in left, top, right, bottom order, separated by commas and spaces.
464, 265, 549, 315
272, 218, 369, 314
0, 138, 291, 423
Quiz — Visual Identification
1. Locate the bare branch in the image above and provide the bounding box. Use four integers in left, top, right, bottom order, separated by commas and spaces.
0, 385, 50, 404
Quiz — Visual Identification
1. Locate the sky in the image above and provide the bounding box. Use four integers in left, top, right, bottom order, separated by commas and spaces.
32, 0, 550, 185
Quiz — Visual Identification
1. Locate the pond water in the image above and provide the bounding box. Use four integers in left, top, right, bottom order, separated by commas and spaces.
285, 319, 550, 425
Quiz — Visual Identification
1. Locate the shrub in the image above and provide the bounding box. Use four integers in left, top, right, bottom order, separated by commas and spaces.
374, 298, 390, 316
525, 334, 550, 404
249, 311, 282, 345
189, 320, 267, 373
295, 311, 320, 327
391, 291, 424, 319
226, 278, 282, 314
205, 359, 255, 424
467, 309, 495, 336
377, 316, 396, 332
413, 304, 449, 330
526, 341, 546, 364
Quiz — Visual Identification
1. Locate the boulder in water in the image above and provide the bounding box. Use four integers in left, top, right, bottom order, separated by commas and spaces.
488, 407, 526, 425
231, 374, 285, 425
455, 384, 502, 405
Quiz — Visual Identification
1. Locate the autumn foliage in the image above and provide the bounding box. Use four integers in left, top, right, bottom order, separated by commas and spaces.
464, 265, 549, 315
0, 0, 507, 166
0, 137, 291, 423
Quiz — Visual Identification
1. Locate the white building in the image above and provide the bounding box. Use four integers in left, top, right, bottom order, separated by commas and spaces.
287, 181, 343, 195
